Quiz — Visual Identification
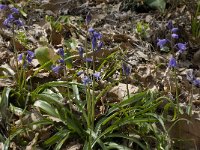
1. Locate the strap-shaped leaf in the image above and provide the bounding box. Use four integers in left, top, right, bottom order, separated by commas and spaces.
34, 100, 59, 118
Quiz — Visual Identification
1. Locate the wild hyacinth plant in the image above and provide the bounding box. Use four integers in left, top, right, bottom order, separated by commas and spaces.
1, 5, 24, 85
157, 20, 188, 115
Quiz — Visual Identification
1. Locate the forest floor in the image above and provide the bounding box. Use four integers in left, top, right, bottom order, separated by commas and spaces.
0, 0, 200, 149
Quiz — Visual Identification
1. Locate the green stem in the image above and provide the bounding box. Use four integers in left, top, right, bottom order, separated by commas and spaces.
174, 69, 179, 115
85, 25, 92, 149
91, 49, 95, 130
126, 75, 130, 99
12, 25, 20, 85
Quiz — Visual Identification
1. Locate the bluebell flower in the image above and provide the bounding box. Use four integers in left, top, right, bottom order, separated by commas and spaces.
85, 58, 93, 62
88, 27, 95, 33
58, 59, 65, 64
91, 36, 97, 49
93, 72, 101, 80
3, 13, 23, 28
14, 19, 23, 26
177, 43, 187, 53
93, 31, 102, 40
171, 28, 178, 33
27, 50, 34, 58
167, 20, 173, 30
0, 4, 7, 10
26, 50, 34, 63
168, 56, 177, 68
88, 28, 102, 50
171, 33, 179, 39
77, 71, 84, 76
85, 12, 91, 25
57, 48, 64, 58
82, 76, 91, 85
11, 7, 19, 14
157, 39, 168, 48
3, 14, 14, 27
18, 53, 23, 61
78, 46, 84, 58
97, 41, 103, 51
193, 79, 200, 87
122, 63, 131, 76
51, 65, 61, 74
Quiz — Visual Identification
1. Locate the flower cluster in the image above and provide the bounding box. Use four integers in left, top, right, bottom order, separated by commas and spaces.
0, 5, 23, 28
88, 27, 103, 51
122, 62, 131, 76
167, 20, 179, 39
18, 50, 35, 66
157, 20, 187, 54
80, 71, 101, 86
157, 21, 188, 70
77, 13, 103, 85
51, 48, 65, 74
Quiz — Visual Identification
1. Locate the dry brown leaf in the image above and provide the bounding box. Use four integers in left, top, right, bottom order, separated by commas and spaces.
110, 83, 139, 101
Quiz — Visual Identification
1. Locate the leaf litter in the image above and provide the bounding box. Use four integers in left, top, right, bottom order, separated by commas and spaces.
0, 0, 200, 149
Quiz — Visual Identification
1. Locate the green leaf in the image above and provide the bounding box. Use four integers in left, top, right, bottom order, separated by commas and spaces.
145, 0, 166, 12
105, 142, 132, 150
107, 134, 148, 150
44, 129, 70, 147
35, 92, 63, 106
85, 129, 107, 150
34, 46, 59, 70
107, 91, 146, 115
0, 88, 11, 120
4, 128, 24, 150
32, 81, 83, 94
34, 100, 59, 118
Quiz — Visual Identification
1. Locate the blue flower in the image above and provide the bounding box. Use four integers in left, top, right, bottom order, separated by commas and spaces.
26, 50, 34, 63
78, 46, 84, 58
77, 71, 84, 76
14, 19, 23, 26
11, 7, 19, 14
58, 59, 65, 64
122, 63, 131, 76
157, 39, 168, 48
82, 76, 91, 85
91, 36, 97, 49
168, 56, 177, 68
88, 27, 95, 33
93, 31, 102, 40
85, 58, 93, 62
97, 41, 103, 51
193, 79, 200, 87
177, 43, 187, 53
3, 13, 23, 28
88, 28, 102, 50
3, 14, 14, 27
27, 50, 34, 58
167, 20, 173, 30
57, 48, 64, 58
93, 72, 101, 80
0, 4, 7, 10
51, 65, 61, 74
18, 53, 23, 61
171, 28, 178, 33
171, 33, 179, 39
85, 12, 91, 25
